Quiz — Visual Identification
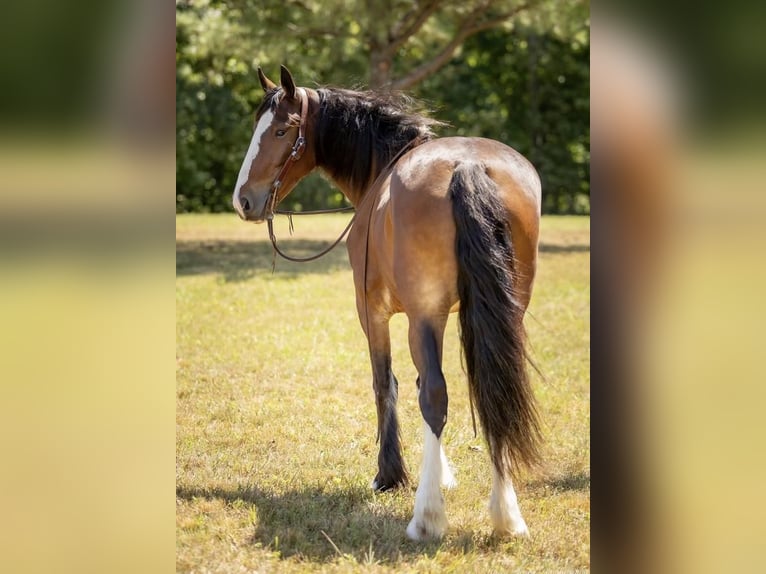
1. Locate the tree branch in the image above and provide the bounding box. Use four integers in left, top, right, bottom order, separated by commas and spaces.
286, 22, 344, 38
386, 0, 443, 57
390, 2, 533, 91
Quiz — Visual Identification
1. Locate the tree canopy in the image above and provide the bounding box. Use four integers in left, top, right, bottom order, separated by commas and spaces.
176, 0, 589, 214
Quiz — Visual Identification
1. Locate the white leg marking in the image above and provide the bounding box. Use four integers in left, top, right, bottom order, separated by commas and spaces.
489, 465, 529, 537
440, 444, 457, 489
406, 423, 448, 540
232, 109, 274, 218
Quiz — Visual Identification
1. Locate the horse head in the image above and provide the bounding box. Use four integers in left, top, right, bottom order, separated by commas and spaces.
233, 65, 315, 222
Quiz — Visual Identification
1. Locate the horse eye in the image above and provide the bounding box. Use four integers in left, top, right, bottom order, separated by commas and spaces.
275, 129, 287, 137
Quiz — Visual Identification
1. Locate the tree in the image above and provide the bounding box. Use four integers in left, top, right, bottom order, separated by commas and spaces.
176, 0, 589, 213
417, 23, 590, 214
369, 0, 535, 90
231, 0, 583, 89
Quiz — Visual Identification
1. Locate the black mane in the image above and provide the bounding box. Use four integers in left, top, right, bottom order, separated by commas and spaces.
314, 88, 441, 193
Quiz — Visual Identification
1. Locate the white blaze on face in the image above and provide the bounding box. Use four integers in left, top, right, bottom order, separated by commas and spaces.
233, 109, 275, 218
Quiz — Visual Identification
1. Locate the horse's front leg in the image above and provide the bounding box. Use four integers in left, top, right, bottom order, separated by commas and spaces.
365, 316, 408, 491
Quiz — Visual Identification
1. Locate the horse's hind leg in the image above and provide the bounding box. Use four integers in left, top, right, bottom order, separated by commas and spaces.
366, 318, 407, 491
489, 250, 535, 537
489, 466, 529, 536
406, 316, 451, 540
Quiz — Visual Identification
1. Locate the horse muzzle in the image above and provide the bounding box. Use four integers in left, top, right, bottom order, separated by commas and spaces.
235, 187, 270, 222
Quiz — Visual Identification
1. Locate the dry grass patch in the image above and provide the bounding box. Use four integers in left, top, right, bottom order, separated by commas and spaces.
177, 214, 589, 572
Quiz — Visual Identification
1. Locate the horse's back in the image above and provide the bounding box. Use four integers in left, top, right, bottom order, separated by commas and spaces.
386, 137, 541, 314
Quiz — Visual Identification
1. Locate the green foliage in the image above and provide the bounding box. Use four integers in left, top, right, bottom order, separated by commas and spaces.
176, 1, 589, 214
417, 27, 590, 214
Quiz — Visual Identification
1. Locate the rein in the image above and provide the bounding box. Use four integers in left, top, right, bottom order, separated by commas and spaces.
273, 206, 355, 235
267, 211, 356, 267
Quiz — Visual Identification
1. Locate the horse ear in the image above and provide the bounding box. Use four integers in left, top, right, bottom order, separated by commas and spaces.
280, 65, 297, 100
257, 67, 277, 93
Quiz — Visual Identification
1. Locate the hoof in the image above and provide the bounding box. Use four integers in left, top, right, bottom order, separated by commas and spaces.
406, 511, 447, 541
491, 515, 530, 538
494, 523, 530, 538
371, 478, 391, 492
371, 474, 406, 493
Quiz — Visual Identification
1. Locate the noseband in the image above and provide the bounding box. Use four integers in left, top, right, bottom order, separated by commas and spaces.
264, 87, 309, 220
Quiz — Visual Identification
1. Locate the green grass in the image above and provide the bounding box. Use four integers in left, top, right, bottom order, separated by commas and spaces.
176, 213, 590, 573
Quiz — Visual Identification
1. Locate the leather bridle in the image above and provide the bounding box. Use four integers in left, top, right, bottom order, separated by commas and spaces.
262, 86, 424, 269
264, 87, 309, 221
264, 86, 359, 267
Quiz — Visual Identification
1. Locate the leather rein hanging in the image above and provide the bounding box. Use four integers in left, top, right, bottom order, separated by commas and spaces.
265, 87, 357, 266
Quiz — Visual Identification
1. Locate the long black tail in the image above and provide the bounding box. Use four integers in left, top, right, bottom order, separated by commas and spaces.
450, 162, 542, 480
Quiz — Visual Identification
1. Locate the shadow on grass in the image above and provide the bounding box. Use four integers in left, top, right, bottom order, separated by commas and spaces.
538, 243, 590, 253
176, 239, 350, 282
176, 239, 587, 283
176, 483, 452, 564
528, 471, 591, 493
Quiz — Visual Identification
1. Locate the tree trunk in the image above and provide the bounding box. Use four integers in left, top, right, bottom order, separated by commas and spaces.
365, 0, 393, 89
369, 50, 393, 89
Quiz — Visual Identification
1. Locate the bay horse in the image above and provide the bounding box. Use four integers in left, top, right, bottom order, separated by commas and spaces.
233, 66, 542, 540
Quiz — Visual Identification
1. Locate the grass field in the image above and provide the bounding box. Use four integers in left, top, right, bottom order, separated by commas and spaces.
176, 213, 590, 573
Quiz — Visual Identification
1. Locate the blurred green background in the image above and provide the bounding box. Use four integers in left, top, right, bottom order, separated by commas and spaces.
175, 0, 590, 215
